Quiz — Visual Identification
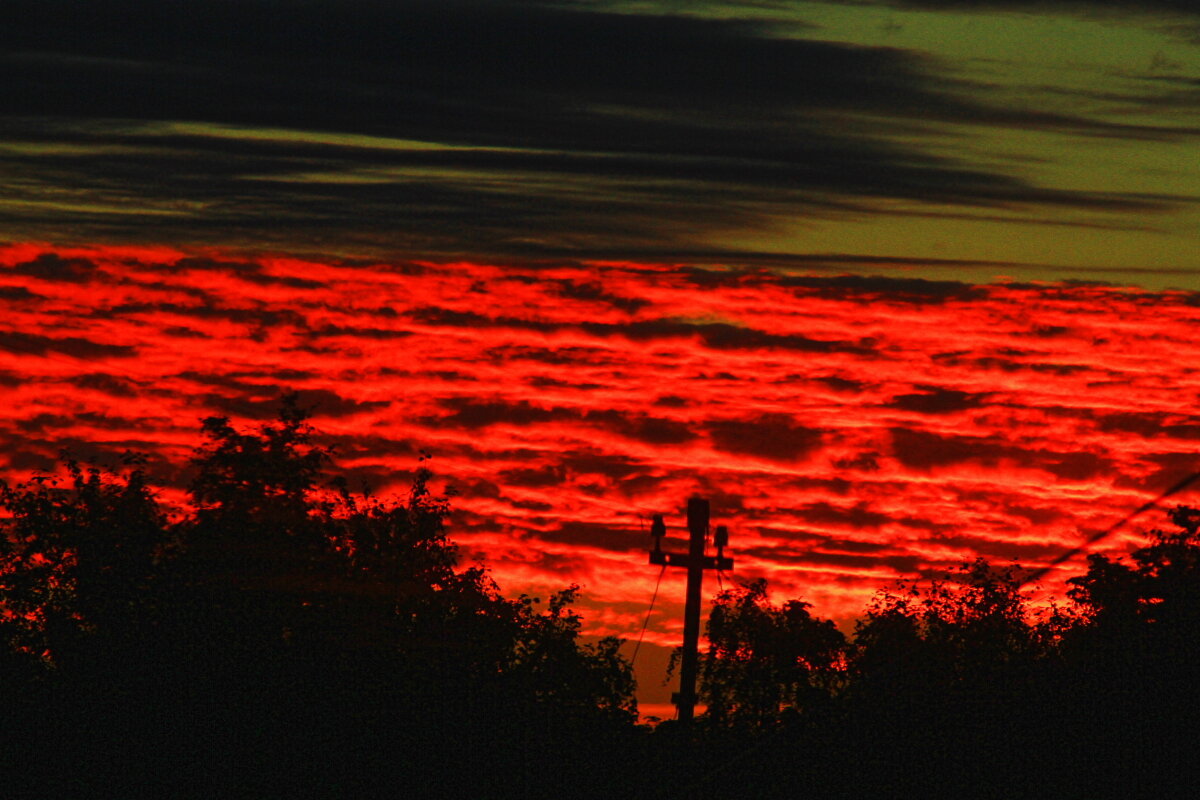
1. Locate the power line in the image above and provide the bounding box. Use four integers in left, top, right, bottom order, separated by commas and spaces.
1020, 469, 1200, 589
631, 563, 667, 667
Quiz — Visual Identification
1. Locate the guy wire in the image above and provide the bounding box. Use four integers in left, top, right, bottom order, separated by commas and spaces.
631, 563, 667, 667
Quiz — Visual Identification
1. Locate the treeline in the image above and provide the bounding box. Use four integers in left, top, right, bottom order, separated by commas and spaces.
4, 398, 1200, 797
0, 397, 638, 798
682, 524, 1200, 797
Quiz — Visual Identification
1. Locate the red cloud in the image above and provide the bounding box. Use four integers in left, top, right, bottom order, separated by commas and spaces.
3, 242, 1200, 650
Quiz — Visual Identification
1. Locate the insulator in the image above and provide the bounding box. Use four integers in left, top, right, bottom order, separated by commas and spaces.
650, 514, 666, 540
715, 525, 728, 549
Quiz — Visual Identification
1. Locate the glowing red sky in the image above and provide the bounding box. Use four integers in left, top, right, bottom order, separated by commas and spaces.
4, 241, 1199, 655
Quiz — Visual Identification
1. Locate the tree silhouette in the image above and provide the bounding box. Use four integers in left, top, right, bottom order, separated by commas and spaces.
693, 578, 846, 728
501, 586, 637, 721
853, 558, 1044, 697
1064, 504, 1200, 707
21, 399, 1200, 795
187, 392, 334, 566
1068, 505, 1200, 633
0, 396, 644, 796
0, 453, 166, 673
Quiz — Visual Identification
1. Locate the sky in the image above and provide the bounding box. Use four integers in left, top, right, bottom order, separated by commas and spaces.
3, 0, 1200, 714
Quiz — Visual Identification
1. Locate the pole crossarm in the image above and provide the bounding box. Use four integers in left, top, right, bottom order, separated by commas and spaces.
649, 551, 733, 571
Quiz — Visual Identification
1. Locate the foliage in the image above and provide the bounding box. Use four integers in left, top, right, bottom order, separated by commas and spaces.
853, 558, 1045, 696
325, 462, 460, 590
1064, 504, 1200, 676
1067, 505, 1200, 628
0, 393, 638, 733
0, 454, 166, 669
502, 586, 638, 721
188, 392, 335, 555
697, 578, 847, 728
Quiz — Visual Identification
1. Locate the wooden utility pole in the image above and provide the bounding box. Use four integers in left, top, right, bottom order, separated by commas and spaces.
649, 496, 733, 725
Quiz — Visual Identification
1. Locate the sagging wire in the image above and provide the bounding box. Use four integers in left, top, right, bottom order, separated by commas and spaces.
631, 563, 667, 667
1020, 468, 1200, 595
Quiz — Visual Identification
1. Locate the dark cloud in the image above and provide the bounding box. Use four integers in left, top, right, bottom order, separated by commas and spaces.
1096, 411, 1172, 437
10, 253, 98, 283
178, 377, 387, 420
707, 415, 824, 462
797, 501, 893, 530
891, 426, 1116, 481
66, 373, 140, 398
171, 256, 327, 289
672, 321, 872, 355
1165, 422, 1200, 440
175, 371, 277, 394
536, 520, 645, 553
0, 1, 1186, 258
787, 475, 857, 495
523, 550, 588, 578
619, 416, 698, 445
0, 3, 942, 130
615, 473, 666, 499
438, 399, 566, 429
560, 452, 644, 480
16, 411, 150, 434
931, 533, 1071, 565
291, 389, 390, 419
310, 324, 414, 341
0, 330, 137, 359
106, 301, 309, 331
806, 550, 923, 574
3, 448, 57, 473
934, 352, 1098, 377
3, 435, 160, 472
0, 285, 43, 300
15, 413, 77, 434
891, 427, 1007, 470
1005, 503, 1071, 527
485, 345, 608, 367
322, 433, 419, 461
888, 386, 990, 414
749, 544, 923, 575
1041, 450, 1113, 481
832, 451, 882, 472
408, 307, 552, 333
448, 477, 502, 501
170, 256, 258, 274
527, 376, 606, 391
855, 0, 1200, 14
555, 280, 649, 314
781, 274, 988, 304
500, 465, 568, 489
508, 498, 554, 512
808, 537, 895, 556
1091, 411, 1200, 441
816, 376, 869, 394
433, 397, 697, 447
417, 306, 871, 355
1117, 451, 1200, 493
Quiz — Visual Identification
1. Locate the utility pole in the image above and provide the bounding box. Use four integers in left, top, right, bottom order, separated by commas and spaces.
649, 496, 733, 725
